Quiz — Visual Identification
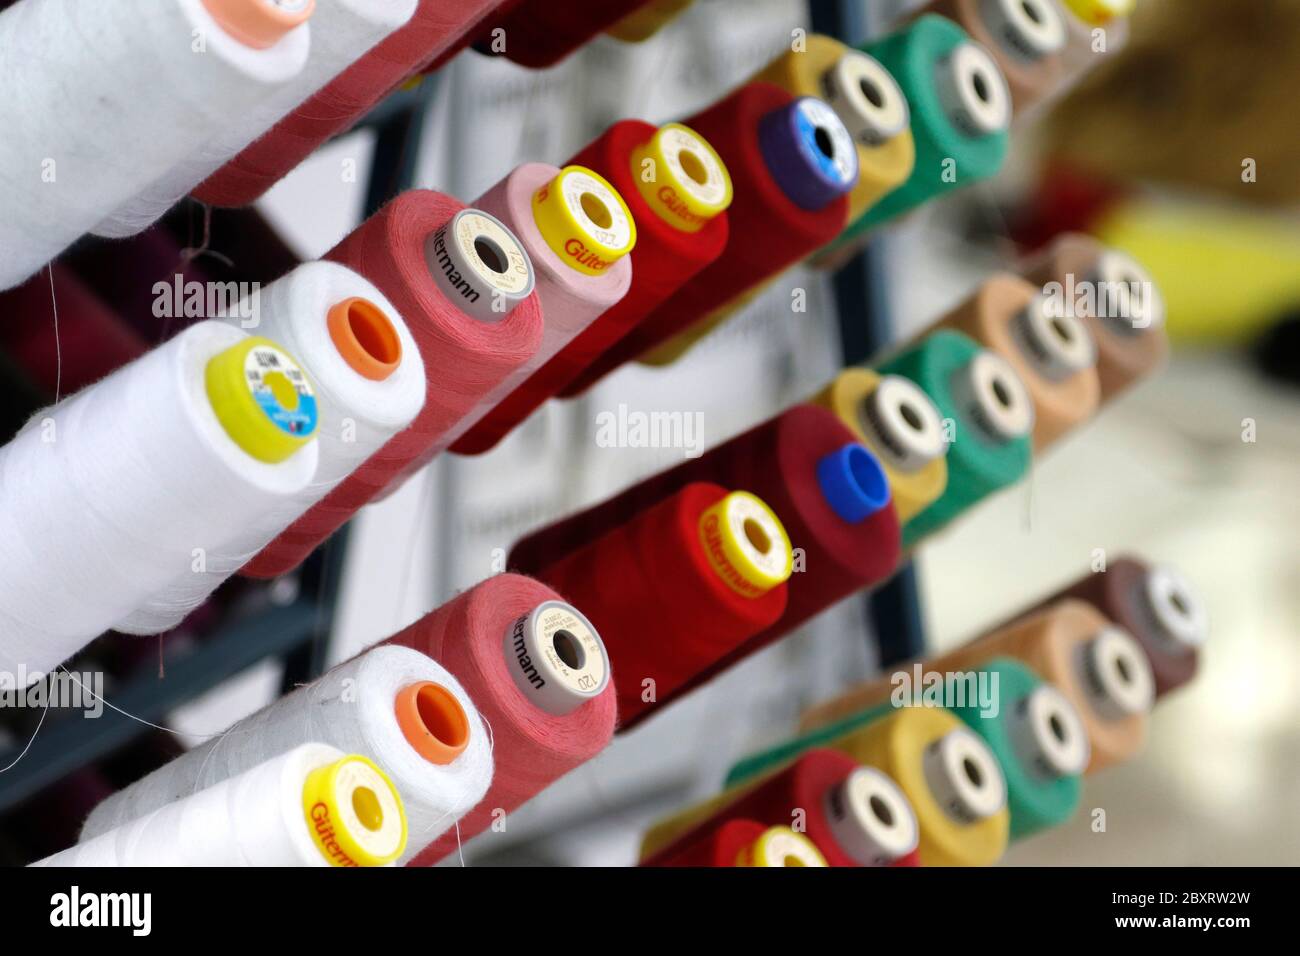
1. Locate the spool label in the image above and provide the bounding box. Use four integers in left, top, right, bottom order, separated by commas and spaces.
244, 345, 318, 438
532, 167, 635, 276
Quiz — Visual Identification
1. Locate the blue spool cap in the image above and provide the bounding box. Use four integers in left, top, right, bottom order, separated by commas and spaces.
758, 96, 859, 211
816, 443, 891, 524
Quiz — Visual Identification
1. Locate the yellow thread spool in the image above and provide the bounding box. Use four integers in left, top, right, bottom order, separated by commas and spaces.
736, 826, 828, 867
629, 123, 733, 234
1061, 0, 1134, 26
606, 0, 694, 43
205, 336, 318, 464
301, 755, 408, 867
808, 368, 948, 523
698, 491, 793, 598
532, 165, 637, 277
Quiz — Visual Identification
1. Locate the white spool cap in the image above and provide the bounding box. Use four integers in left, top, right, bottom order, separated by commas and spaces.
1013, 295, 1098, 381
922, 728, 1007, 824
424, 208, 535, 322
503, 601, 610, 716
980, 0, 1067, 61
1077, 626, 1155, 720
859, 375, 948, 473
1010, 685, 1091, 780
950, 350, 1035, 444
1089, 250, 1166, 334
822, 51, 911, 146
1141, 566, 1210, 652
934, 41, 1011, 137
822, 767, 919, 865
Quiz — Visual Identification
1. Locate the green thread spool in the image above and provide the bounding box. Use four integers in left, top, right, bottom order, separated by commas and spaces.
727, 658, 1083, 840
838, 15, 1010, 242
877, 330, 1032, 545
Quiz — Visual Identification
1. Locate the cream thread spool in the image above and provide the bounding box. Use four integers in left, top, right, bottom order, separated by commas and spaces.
1010, 295, 1098, 383
35, 744, 407, 867
823, 766, 920, 866
921, 727, 1007, 825
1075, 626, 1155, 721
857, 374, 948, 473
424, 209, 535, 323
1140, 566, 1210, 654
1008, 685, 1091, 781
503, 601, 611, 716
821, 50, 911, 147
933, 41, 1012, 137
948, 349, 1035, 445
979, 0, 1066, 63
630, 123, 733, 234
79, 646, 492, 865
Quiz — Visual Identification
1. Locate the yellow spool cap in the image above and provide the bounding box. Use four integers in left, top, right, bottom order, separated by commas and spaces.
1062, 0, 1134, 25
532, 166, 637, 277
301, 755, 408, 867
698, 491, 793, 599
205, 336, 318, 464
630, 123, 733, 234
736, 827, 829, 867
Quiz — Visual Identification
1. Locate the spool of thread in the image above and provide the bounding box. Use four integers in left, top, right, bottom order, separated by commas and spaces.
1018, 557, 1207, 697
448, 163, 635, 455
877, 330, 1033, 546
916, 599, 1154, 772
798, 658, 1088, 840
936, 272, 1101, 451
0, 323, 319, 676
37, 744, 408, 867
911, 0, 1067, 114
809, 368, 949, 523
121, 262, 425, 633
841, 15, 1010, 240
728, 707, 1009, 867
243, 192, 543, 579
0, 266, 148, 396
579, 84, 855, 372
195, 2, 501, 208
752, 34, 915, 226
530, 484, 792, 728
653, 822, 827, 868
81, 645, 491, 864
1020, 234, 1168, 401
96, 0, 415, 237
510, 405, 902, 686
544, 121, 732, 399
0, 0, 312, 289
489, 0, 655, 68
642, 750, 920, 868
605, 0, 693, 43
384, 575, 616, 865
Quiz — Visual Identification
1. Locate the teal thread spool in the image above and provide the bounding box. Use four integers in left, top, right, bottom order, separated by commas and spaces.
727, 658, 1084, 839
838, 15, 1010, 242
877, 330, 1032, 546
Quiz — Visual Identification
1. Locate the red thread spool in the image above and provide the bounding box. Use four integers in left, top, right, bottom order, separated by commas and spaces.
196, 1, 503, 208
243, 190, 543, 579
530, 482, 790, 728
491, 0, 655, 69
0, 266, 147, 395
384, 574, 617, 866
511, 404, 901, 698
651, 819, 770, 868
571, 83, 851, 378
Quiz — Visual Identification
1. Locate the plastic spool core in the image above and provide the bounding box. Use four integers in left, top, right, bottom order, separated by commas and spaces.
503, 601, 610, 716
532, 166, 636, 276
922, 729, 1007, 825
326, 297, 402, 382
949, 350, 1034, 445
424, 209, 534, 323
698, 491, 794, 598
205, 336, 318, 464
1142, 566, 1209, 652
741, 827, 828, 867
981, 0, 1066, 61
1012, 296, 1098, 381
815, 443, 892, 524
301, 755, 407, 867
630, 123, 733, 233
823, 767, 920, 865
1011, 685, 1091, 780
859, 375, 947, 473
934, 42, 1011, 137
1077, 627, 1156, 720
202, 0, 315, 50
821, 51, 910, 146
1090, 251, 1166, 334
758, 97, 859, 211
394, 682, 471, 766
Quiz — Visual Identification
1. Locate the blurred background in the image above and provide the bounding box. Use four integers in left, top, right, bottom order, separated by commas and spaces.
1, 0, 1296, 865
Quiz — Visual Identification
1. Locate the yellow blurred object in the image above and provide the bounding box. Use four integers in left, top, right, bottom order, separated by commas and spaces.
606, 0, 694, 42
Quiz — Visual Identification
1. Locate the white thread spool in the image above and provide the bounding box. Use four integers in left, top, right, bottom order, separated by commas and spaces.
80, 645, 492, 866
34, 743, 407, 867
949, 349, 1035, 443
933, 41, 1012, 137
116, 262, 425, 635
94, 0, 417, 238
823, 766, 920, 866
858, 375, 948, 473
0, 322, 319, 678
0, 0, 312, 289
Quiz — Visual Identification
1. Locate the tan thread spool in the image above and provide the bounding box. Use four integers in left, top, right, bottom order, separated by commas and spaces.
1020, 233, 1168, 402
936, 272, 1100, 451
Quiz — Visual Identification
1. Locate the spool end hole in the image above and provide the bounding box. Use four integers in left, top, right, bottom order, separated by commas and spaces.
473, 236, 509, 275
869, 794, 895, 827
579, 192, 613, 230
963, 756, 984, 787
351, 786, 383, 832
859, 77, 885, 109
743, 517, 772, 554
345, 299, 401, 366
679, 149, 708, 185
552, 629, 585, 670
813, 126, 835, 159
